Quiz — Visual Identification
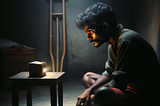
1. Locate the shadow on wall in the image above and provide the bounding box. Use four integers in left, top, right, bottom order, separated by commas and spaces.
156, 23, 160, 66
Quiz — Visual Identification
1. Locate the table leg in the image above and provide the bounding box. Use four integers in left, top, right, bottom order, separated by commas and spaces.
12, 82, 19, 106
50, 85, 57, 106
27, 86, 32, 106
58, 81, 63, 106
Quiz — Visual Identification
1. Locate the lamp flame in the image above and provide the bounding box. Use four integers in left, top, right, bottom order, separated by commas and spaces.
43, 68, 46, 72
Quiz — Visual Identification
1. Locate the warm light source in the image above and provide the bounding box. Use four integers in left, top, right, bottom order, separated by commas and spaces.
43, 68, 46, 72
29, 61, 46, 77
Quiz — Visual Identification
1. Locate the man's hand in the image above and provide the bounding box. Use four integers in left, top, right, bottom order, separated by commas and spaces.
76, 88, 92, 106
76, 74, 110, 106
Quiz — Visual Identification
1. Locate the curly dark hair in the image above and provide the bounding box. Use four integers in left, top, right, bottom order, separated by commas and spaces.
75, 2, 117, 30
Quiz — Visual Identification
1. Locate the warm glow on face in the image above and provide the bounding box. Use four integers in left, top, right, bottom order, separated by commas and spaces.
84, 26, 95, 40
43, 68, 46, 72
84, 26, 105, 47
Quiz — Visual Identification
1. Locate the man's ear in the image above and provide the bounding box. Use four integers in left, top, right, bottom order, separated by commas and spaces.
102, 22, 109, 31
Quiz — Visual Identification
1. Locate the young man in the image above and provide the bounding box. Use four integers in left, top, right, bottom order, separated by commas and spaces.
75, 2, 160, 106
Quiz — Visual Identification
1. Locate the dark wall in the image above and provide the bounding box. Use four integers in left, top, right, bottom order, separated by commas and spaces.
156, 24, 160, 65
1, 0, 160, 79
130, 0, 160, 49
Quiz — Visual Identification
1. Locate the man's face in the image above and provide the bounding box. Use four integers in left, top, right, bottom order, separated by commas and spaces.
84, 25, 108, 47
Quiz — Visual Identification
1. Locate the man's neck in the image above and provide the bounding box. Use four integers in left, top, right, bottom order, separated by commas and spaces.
106, 36, 115, 46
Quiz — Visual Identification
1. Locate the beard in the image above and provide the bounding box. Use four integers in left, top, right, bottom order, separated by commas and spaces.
90, 40, 105, 47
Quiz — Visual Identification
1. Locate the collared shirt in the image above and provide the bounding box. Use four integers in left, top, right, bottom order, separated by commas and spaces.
102, 24, 160, 98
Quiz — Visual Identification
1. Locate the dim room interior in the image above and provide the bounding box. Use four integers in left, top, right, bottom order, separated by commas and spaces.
0, 0, 160, 106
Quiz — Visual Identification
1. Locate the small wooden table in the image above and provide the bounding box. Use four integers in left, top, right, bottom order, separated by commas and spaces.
9, 72, 65, 106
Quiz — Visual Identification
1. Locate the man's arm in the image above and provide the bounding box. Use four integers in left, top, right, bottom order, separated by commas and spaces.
76, 74, 111, 106
88, 74, 111, 93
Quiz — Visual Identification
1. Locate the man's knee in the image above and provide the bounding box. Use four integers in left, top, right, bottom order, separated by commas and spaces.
94, 87, 116, 106
82, 72, 101, 88
82, 72, 92, 88
82, 72, 92, 82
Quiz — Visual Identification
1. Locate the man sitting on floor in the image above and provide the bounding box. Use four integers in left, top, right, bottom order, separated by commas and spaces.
75, 2, 160, 106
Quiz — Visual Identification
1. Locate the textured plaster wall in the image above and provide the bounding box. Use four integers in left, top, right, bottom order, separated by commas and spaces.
130, 0, 160, 50
1, 0, 159, 79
